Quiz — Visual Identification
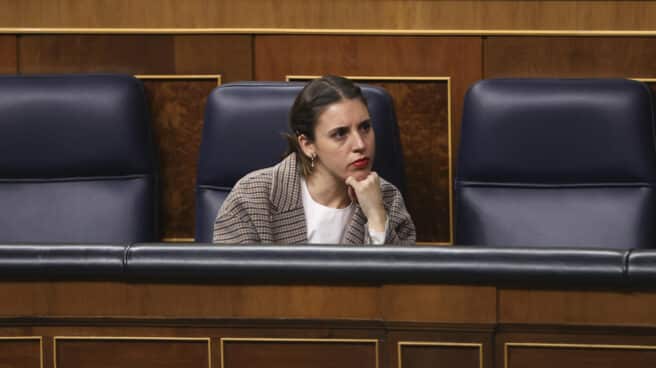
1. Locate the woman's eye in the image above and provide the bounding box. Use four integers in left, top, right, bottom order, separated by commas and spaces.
360, 121, 371, 132
332, 128, 347, 139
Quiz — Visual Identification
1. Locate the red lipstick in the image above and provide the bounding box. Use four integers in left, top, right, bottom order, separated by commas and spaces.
352, 158, 370, 169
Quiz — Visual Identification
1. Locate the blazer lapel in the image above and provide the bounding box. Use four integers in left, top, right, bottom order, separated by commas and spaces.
270, 154, 308, 244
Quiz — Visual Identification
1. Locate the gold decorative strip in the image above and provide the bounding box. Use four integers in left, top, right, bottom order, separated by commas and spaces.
287, 75, 454, 245
0, 336, 43, 368
398, 341, 483, 368
220, 337, 379, 368
53, 336, 211, 368
162, 237, 196, 243
504, 342, 656, 368
2, 28, 656, 36
135, 74, 222, 85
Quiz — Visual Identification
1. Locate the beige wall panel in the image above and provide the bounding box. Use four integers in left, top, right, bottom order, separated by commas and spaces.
484, 37, 656, 77
2, 1, 656, 31
0, 35, 17, 74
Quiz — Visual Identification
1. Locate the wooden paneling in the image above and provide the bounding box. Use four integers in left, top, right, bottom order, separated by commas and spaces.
221, 339, 377, 368
499, 289, 656, 326
140, 78, 217, 240
172, 36, 252, 80
382, 285, 496, 323
484, 37, 656, 78
256, 35, 481, 242
504, 342, 656, 368
399, 343, 480, 368
18, 35, 252, 80
0, 338, 41, 368
0, 35, 17, 74
19, 35, 176, 74
55, 338, 209, 368
2, 1, 656, 31
0, 282, 381, 319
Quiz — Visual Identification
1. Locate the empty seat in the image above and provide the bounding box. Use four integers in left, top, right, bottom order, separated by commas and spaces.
455, 78, 656, 248
0, 74, 158, 243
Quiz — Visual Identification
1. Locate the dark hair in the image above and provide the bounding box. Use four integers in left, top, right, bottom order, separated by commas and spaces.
286, 75, 368, 177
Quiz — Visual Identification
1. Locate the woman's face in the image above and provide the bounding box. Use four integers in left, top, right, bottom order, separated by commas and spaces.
302, 98, 375, 183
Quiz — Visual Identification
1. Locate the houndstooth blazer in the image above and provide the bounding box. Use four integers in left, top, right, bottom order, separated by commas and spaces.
213, 154, 416, 245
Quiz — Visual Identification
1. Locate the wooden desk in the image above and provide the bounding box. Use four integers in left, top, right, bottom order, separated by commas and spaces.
1, 281, 655, 368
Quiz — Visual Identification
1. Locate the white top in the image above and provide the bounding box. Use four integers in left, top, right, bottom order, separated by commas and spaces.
301, 178, 387, 244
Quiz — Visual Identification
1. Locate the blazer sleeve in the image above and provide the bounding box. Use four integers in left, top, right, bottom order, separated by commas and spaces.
378, 184, 416, 245
212, 190, 261, 244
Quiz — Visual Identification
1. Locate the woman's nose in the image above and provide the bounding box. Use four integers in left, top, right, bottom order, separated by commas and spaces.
351, 132, 366, 151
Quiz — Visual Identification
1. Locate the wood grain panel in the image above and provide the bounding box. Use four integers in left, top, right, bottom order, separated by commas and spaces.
0, 338, 41, 368
2, 1, 656, 30
499, 289, 656, 326
172, 35, 253, 82
505, 343, 656, 368
363, 80, 450, 243
484, 37, 656, 78
0, 35, 17, 74
382, 285, 496, 323
0, 282, 380, 320
221, 339, 376, 368
19, 35, 252, 77
140, 78, 217, 240
399, 343, 481, 368
256, 35, 481, 242
55, 338, 209, 368
19, 35, 176, 74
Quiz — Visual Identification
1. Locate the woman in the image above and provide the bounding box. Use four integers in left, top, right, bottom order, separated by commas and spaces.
213, 75, 415, 244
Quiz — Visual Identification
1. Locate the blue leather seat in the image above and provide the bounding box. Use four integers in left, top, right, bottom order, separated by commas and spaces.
195, 81, 405, 243
455, 79, 656, 248
0, 74, 158, 243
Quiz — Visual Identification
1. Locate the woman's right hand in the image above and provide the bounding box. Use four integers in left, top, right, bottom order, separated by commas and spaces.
345, 172, 387, 232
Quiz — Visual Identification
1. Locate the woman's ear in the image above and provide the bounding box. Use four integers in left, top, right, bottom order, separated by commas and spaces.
298, 134, 315, 158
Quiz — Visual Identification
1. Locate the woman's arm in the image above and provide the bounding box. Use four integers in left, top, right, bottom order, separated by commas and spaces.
212, 193, 261, 244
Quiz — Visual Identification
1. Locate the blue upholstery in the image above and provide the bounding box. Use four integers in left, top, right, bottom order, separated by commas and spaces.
196, 82, 405, 242
0, 74, 158, 243
455, 79, 656, 248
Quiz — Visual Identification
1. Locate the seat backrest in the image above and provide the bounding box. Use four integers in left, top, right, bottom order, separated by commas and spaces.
0, 74, 158, 243
196, 81, 405, 242
455, 78, 656, 248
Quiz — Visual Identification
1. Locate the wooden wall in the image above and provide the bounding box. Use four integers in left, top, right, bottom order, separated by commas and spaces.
1, 1, 656, 242
2, 0, 656, 30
